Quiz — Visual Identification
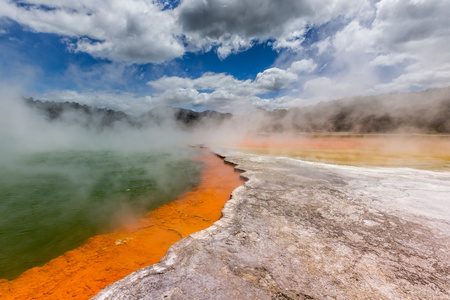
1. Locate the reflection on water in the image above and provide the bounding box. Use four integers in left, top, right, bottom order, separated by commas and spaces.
0, 149, 201, 280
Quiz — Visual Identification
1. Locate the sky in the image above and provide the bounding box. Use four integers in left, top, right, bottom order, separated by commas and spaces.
0, 0, 449, 115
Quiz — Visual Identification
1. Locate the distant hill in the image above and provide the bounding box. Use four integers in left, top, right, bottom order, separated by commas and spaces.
24, 87, 450, 134
140, 106, 232, 128
253, 87, 450, 134
24, 98, 232, 129
24, 98, 138, 128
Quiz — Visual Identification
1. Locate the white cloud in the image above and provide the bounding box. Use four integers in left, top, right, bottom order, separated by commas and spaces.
281, 0, 450, 103
375, 63, 450, 93
149, 68, 297, 95
303, 77, 331, 97
0, 0, 184, 63
147, 68, 298, 111
149, 73, 254, 96
332, 21, 374, 55
372, 0, 450, 70
313, 37, 331, 55
176, 0, 366, 58
369, 54, 410, 67
288, 59, 317, 73
254, 68, 298, 91
303, 77, 354, 101
2, 0, 450, 112
0, 0, 367, 62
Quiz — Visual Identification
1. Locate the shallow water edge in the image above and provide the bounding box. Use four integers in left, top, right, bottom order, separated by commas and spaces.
0, 149, 244, 299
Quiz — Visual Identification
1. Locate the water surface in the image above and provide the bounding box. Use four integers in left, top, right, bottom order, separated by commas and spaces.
0, 149, 201, 280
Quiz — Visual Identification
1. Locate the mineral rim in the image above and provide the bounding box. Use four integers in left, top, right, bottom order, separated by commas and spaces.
0, 149, 243, 300
94, 149, 450, 300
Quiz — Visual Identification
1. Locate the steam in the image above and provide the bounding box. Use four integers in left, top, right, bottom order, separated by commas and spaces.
0, 83, 448, 281
0, 89, 242, 157
1, 89, 186, 159
0, 88, 208, 279
229, 88, 450, 135
2, 84, 449, 162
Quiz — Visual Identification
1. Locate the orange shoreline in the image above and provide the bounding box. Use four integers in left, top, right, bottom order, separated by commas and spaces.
0, 149, 244, 300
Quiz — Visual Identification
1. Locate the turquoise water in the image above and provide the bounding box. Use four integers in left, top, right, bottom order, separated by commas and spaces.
0, 149, 202, 280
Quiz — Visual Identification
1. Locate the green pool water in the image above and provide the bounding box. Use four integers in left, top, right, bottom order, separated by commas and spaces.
0, 149, 202, 280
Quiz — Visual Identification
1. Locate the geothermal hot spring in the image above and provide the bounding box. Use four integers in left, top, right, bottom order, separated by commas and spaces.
0, 95, 244, 299
1, 94, 449, 299
0, 148, 202, 280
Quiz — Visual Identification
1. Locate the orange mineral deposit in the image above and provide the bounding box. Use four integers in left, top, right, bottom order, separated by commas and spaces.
237, 134, 450, 170
0, 149, 244, 300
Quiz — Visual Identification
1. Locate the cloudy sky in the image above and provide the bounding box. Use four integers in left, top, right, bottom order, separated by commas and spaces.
1, 0, 449, 114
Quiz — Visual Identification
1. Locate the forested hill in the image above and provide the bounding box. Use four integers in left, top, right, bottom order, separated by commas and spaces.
24, 87, 450, 134
24, 98, 231, 129
251, 87, 450, 134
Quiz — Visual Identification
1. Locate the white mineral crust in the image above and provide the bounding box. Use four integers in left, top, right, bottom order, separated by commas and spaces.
93, 150, 450, 300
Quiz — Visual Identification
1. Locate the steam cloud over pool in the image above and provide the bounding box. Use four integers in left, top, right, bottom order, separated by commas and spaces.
0, 91, 203, 280
0, 149, 201, 280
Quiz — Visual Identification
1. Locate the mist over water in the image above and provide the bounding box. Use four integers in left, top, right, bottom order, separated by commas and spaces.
0, 89, 202, 280
1, 84, 449, 280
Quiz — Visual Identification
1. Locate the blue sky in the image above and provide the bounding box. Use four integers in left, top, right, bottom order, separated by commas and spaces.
1, 0, 449, 114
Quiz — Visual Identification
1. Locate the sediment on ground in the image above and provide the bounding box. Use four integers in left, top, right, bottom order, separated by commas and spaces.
94, 149, 450, 300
